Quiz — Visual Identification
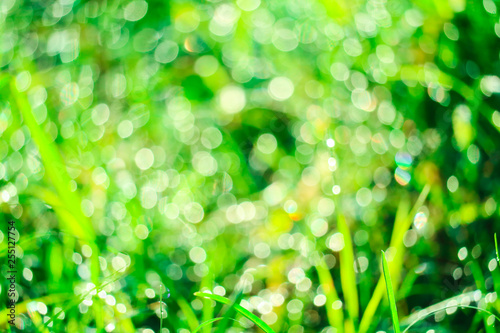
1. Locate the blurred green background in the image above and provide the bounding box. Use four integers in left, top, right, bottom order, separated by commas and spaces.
1, 0, 500, 332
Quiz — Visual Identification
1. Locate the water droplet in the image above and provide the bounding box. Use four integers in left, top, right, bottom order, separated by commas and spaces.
326, 138, 335, 147
162, 285, 171, 299
395, 152, 412, 169
394, 167, 411, 186
413, 212, 427, 229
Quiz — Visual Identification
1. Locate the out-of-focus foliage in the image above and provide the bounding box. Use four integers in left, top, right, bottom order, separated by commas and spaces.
1, 0, 500, 332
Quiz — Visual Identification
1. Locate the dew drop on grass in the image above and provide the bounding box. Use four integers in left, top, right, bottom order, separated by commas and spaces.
332, 300, 342, 310
395, 152, 412, 169
394, 167, 411, 186
213, 286, 225, 296
161, 285, 171, 299
488, 258, 498, 271
413, 212, 428, 229
332, 185, 341, 194
403, 229, 417, 247
458, 247, 468, 261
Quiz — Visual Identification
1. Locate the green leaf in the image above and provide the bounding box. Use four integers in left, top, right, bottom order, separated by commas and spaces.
402, 305, 500, 333
315, 259, 344, 333
176, 297, 200, 331
40, 270, 128, 329
381, 251, 400, 333
49, 243, 63, 284
201, 271, 214, 333
495, 233, 499, 263
12, 88, 95, 242
159, 284, 165, 333
160, 280, 199, 331
193, 318, 238, 333
337, 213, 359, 329
194, 292, 276, 333
359, 185, 430, 333
12, 87, 102, 320
214, 292, 244, 333
0, 294, 70, 327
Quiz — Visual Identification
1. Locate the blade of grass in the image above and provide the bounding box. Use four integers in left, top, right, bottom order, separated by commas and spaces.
492, 267, 500, 315
396, 269, 419, 300
381, 251, 400, 333
177, 297, 200, 331
402, 305, 500, 333
153, 277, 199, 331
201, 273, 214, 333
110, 303, 137, 333
0, 230, 53, 256
160, 284, 164, 333
11, 86, 94, 242
467, 311, 486, 333
315, 258, 344, 333
359, 185, 430, 333
358, 199, 409, 333
193, 318, 224, 333
495, 233, 499, 263
194, 292, 276, 333
41, 270, 129, 329
160, 280, 199, 331
392, 65, 500, 138
156, 237, 199, 331
470, 260, 496, 333
0, 294, 69, 327
12, 85, 103, 329
337, 213, 358, 331
194, 317, 239, 333
214, 291, 244, 333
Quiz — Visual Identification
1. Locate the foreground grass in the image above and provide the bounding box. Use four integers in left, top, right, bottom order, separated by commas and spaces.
1, 0, 500, 331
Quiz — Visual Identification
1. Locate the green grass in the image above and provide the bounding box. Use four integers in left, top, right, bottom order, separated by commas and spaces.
359, 186, 430, 333
381, 250, 400, 333
194, 292, 276, 333
337, 213, 359, 332
495, 233, 499, 263
315, 258, 344, 332
159, 284, 164, 332
192, 318, 225, 333
2, 0, 500, 331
